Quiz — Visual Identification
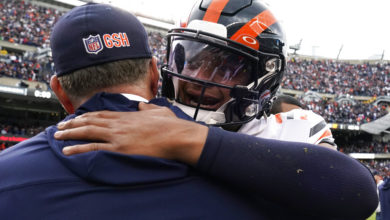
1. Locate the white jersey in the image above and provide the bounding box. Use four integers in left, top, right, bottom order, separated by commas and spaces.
238, 109, 337, 149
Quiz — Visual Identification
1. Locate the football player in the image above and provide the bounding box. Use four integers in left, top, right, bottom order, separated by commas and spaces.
160, 0, 336, 149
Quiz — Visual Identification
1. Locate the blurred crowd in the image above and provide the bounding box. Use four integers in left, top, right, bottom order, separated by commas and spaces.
340, 141, 389, 154
301, 99, 389, 125
363, 160, 390, 178
0, 0, 63, 47
1, 123, 43, 137
148, 31, 167, 69
0, 142, 11, 150
0, 52, 52, 84
283, 58, 390, 97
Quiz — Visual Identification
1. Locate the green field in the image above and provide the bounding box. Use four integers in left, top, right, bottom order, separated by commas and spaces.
367, 211, 376, 220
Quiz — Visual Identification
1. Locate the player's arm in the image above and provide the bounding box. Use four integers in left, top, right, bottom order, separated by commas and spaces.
54, 103, 377, 219
318, 142, 336, 150
201, 127, 377, 218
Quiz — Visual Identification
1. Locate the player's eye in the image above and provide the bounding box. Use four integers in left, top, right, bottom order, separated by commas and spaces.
186, 60, 202, 70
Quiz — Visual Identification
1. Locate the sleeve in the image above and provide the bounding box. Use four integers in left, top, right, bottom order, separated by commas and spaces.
196, 127, 378, 219
304, 110, 337, 148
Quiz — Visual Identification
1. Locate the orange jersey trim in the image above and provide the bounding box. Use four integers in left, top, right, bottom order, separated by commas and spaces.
317, 129, 332, 143
203, 0, 230, 23
300, 114, 308, 120
275, 113, 283, 124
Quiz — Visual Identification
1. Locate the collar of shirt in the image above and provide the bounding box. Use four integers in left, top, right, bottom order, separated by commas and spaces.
120, 93, 149, 103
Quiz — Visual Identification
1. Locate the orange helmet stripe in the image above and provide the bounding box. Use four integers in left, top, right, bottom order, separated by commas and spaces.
203, 0, 230, 23
230, 9, 276, 50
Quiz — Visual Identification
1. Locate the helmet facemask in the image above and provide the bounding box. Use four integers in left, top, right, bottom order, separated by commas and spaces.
161, 0, 286, 130
161, 28, 283, 128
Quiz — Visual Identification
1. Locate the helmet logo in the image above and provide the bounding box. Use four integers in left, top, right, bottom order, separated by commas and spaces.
241, 35, 259, 46
233, 34, 259, 50
180, 20, 187, 28
259, 89, 271, 112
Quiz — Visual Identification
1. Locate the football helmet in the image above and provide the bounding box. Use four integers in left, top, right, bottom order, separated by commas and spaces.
161, 0, 287, 129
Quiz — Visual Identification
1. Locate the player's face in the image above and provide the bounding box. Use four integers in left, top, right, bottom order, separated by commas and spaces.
174, 44, 251, 110
177, 79, 233, 110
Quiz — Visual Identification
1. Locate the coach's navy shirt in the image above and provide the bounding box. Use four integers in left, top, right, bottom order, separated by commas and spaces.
0, 93, 378, 219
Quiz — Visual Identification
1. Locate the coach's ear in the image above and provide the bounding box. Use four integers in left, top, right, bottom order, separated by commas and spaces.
149, 56, 160, 97
50, 75, 75, 114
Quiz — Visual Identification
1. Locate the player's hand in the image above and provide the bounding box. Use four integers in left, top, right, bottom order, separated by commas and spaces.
54, 102, 208, 165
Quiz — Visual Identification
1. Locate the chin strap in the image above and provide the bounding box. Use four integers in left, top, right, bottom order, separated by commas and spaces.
173, 100, 258, 131
173, 101, 227, 124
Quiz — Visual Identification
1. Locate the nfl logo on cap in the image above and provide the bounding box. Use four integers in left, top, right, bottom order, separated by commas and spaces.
83, 34, 103, 54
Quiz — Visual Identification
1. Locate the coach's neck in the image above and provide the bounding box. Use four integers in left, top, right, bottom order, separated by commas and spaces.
50, 60, 159, 114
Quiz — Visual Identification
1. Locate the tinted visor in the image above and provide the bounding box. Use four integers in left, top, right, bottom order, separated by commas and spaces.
168, 39, 254, 87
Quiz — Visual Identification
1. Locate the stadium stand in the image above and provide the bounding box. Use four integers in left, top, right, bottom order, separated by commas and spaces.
0, 0, 65, 48
300, 98, 389, 125
283, 57, 390, 97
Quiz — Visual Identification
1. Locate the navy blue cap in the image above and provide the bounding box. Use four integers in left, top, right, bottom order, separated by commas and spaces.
51, 3, 152, 76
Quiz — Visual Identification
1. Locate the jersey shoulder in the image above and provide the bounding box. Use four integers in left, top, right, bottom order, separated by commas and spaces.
272, 109, 337, 149
274, 109, 324, 126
